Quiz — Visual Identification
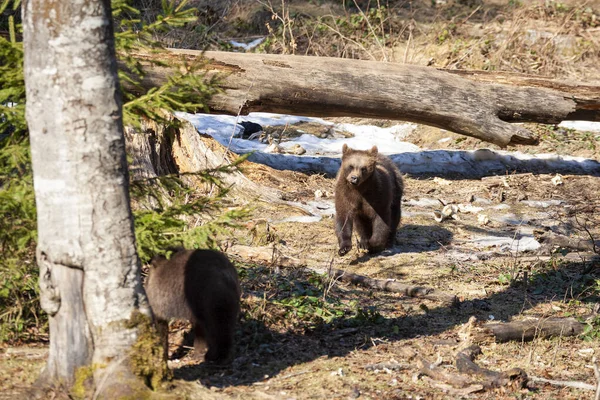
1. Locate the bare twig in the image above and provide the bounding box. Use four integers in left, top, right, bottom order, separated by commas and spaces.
528, 375, 596, 391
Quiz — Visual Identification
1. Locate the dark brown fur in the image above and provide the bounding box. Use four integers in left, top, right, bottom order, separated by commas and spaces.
144, 249, 241, 364
335, 144, 404, 256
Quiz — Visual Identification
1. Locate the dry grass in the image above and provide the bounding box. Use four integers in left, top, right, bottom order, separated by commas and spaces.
147, 0, 600, 82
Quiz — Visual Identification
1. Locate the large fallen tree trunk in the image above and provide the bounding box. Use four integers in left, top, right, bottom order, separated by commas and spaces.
129, 50, 600, 147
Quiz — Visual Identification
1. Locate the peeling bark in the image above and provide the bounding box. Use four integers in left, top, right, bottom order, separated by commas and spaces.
129, 50, 600, 147
23, 0, 154, 392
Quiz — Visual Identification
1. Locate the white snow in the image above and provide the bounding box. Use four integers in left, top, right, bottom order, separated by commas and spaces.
469, 228, 541, 252
229, 37, 266, 51
175, 111, 419, 155
558, 121, 600, 133
175, 112, 600, 178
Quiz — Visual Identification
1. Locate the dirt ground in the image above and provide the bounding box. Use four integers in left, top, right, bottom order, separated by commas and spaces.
2, 0, 600, 398
2, 118, 599, 399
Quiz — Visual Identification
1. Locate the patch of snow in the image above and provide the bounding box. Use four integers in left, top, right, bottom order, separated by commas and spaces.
521, 199, 564, 208
274, 215, 323, 224
175, 112, 418, 155
489, 213, 526, 225
176, 112, 600, 178
405, 198, 441, 208
558, 121, 600, 133
229, 37, 265, 51
236, 112, 334, 127
469, 232, 540, 252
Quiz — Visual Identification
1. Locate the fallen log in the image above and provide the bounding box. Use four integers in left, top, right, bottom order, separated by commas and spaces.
417, 356, 473, 389
535, 231, 600, 254
459, 316, 587, 344
330, 269, 458, 306
484, 317, 586, 343
129, 50, 600, 147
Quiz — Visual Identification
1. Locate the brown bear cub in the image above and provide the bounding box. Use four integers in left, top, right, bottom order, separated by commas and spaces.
144, 248, 241, 365
335, 144, 404, 256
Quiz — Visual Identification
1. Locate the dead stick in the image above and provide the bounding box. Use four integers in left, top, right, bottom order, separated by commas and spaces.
528, 376, 596, 391
417, 356, 472, 388
484, 317, 585, 343
455, 345, 527, 389
331, 269, 458, 306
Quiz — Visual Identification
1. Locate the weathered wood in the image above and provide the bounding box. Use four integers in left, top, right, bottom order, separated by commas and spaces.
417, 356, 473, 389
528, 376, 597, 391
455, 345, 527, 389
331, 269, 458, 306
484, 317, 586, 343
535, 231, 600, 254
128, 50, 600, 147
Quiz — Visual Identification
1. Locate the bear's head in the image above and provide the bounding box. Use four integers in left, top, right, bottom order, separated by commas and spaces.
340, 144, 378, 187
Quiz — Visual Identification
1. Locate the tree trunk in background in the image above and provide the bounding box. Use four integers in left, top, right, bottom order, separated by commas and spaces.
23, 0, 157, 395
130, 50, 600, 148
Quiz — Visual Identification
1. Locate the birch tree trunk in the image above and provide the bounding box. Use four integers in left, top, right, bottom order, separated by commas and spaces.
23, 0, 159, 395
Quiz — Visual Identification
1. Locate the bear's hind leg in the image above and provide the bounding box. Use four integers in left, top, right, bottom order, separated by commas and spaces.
204, 309, 237, 365
193, 323, 208, 360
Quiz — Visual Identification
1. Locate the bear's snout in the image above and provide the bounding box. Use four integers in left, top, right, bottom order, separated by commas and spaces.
349, 175, 359, 185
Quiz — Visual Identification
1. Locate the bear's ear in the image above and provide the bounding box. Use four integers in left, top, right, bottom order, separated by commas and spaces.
342, 143, 349, 155
368, 146, 378, 157
150, 254, 167, 268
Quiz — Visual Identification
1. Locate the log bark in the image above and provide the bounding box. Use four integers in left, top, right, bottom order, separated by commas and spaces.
484, 317, 586, 343
455, 345, 527, 389
129, 49, 600, 147
23, 0, 160, 395
330, 269, 458, 306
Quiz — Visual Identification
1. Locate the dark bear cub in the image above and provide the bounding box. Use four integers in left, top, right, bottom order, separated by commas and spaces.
335, 144, 404, 256
144, 248, 241, 365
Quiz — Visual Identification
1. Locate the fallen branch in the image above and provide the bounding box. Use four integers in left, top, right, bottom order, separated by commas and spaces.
417, 356, 473, 389
535, 231, 600, 254
330, 269, 459, 306
528, 375, 596, 391
483, 317, 586, 343
455, 345, 527, 389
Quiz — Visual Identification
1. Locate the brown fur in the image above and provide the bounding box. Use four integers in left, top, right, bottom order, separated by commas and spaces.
144, 249, 241, 364
334, 144, 404, 256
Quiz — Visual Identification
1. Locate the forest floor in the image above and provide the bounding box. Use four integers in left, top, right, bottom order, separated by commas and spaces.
2, 0, 600, 398
2, 119, 599, 400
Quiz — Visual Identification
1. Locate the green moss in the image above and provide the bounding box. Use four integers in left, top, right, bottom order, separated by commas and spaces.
71, 364, 102, 400
127, 311, 171, 390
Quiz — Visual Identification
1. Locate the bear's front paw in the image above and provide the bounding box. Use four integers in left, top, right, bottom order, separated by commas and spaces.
338, 245, 352, 256
358, 240, 369, 250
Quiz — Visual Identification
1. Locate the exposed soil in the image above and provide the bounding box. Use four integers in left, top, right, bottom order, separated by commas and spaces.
3, 122, 599, 398
2, 0, 600, 398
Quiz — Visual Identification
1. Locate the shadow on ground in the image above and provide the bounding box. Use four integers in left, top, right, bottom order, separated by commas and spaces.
171, 256, 599, 388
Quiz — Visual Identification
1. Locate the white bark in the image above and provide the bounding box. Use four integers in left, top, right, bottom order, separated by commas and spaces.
23, 0, 151, 388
